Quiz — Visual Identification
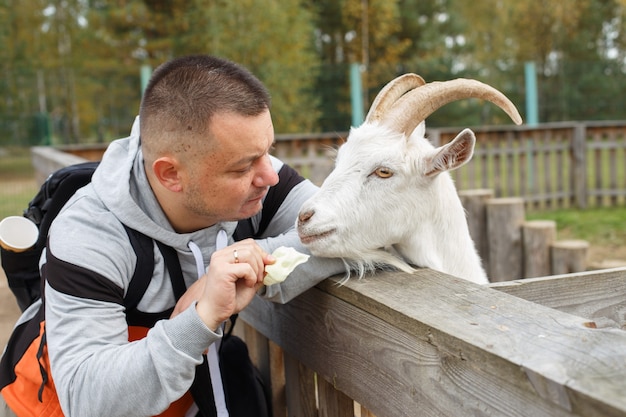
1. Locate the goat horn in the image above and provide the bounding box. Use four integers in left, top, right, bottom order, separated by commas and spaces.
382, 78, 523, 136
365, 73, 426, 123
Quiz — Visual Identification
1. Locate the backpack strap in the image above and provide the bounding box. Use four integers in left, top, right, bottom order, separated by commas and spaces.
123, 228, 187, 310
124, 230, 219, 416
155, 241, 187, 300
123, 225, 156, 310
155, 239, 222, 417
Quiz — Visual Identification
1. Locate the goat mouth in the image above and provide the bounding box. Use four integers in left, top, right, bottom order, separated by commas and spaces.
299, 229, 336, 245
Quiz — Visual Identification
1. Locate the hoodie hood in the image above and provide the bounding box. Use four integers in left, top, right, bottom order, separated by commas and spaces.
91, 117, 238, 253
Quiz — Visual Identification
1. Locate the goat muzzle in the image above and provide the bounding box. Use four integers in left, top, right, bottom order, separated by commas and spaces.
298, 209, 314, 225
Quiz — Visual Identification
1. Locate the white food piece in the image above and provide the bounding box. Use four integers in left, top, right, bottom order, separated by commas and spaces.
264, 246, 310, 286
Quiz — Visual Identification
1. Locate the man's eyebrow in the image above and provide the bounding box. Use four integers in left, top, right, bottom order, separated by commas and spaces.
231, 140, 275, 167
231, 153, 260, 167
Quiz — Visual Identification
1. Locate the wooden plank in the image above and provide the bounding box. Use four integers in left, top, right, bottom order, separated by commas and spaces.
318, 376, 353, 417
269, 340, 287, 417
487, 197, 525, 281
571, 124, 587, 208
241, 269, 626, 417
284, 352, 318, 417
243, 321, 271, 387
458, 189, 492, 267
522, 220, 556, 278
489, 267, 626, 329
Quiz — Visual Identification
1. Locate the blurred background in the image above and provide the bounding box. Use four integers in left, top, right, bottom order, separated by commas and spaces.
1, 0, 626, 145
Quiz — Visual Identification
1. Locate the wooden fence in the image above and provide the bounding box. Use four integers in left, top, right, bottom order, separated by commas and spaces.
237, 267, 626, 417
30, 143, 626, 417
273, 121, 626, 210
45, 120, 626, 210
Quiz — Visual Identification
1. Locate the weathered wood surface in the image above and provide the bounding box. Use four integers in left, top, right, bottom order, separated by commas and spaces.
241, 269, 626, 417
522, 220, 557, 278
486, 197, 525, 281
31, 146, 87, 184
458, 189, 493, 267
490, 267, 626, 330
551, 240, 589, 275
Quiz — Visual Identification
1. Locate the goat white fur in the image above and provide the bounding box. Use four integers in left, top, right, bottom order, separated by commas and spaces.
297, 74, 522, 284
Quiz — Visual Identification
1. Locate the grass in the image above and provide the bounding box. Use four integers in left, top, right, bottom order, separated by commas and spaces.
0, 148, 38, 218
527, 206, 626, 247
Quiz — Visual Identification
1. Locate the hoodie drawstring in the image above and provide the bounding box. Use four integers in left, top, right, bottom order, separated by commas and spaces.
187, 229, 229, 417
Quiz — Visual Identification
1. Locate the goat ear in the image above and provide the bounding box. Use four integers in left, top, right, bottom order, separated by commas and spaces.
409, 121, 426, 139
424, 128, 476, 176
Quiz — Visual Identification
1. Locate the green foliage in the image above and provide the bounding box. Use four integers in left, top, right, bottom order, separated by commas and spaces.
1, 0, 626, 143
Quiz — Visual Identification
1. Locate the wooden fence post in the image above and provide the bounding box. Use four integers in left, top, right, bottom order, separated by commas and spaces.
522, 220, 557, 278
283, 351, 317, 417
551, 239, 589, 275
572, 123, 588, 209
486, 197, 525, 282
269, 341, 287, 417
317, 377, 354, 417
459, 189, 493, 269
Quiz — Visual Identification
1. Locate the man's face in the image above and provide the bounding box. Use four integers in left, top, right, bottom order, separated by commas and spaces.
181, 109, 279, 228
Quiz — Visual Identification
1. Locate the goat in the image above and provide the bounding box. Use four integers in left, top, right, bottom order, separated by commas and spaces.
296, 74, 522, 284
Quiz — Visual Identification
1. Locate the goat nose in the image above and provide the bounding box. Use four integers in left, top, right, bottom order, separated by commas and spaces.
298, 209, 314, 224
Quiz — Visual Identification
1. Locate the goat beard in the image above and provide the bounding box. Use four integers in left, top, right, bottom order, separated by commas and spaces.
337, 247, 416, 283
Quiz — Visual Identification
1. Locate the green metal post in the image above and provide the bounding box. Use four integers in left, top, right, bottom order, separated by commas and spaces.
141, 65, 152, 96
350, 63, 364, 127
524, 61, 538, 126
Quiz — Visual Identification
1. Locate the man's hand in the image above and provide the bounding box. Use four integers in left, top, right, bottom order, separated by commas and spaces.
171, 239, 275, 331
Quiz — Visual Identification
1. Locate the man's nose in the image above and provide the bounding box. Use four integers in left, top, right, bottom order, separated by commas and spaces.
253, 156, 279, 187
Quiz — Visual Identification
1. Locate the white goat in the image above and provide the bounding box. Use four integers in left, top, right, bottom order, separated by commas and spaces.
297, 74, 522, 284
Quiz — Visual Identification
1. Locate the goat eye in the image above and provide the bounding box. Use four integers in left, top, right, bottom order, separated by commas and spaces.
373, 167, 393, 178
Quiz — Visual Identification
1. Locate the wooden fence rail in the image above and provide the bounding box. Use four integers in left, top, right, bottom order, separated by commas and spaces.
43, 120, 626, 210
238, 267, 626, 417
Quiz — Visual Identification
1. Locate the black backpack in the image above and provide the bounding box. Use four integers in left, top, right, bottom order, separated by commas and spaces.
1, 161, 99, 311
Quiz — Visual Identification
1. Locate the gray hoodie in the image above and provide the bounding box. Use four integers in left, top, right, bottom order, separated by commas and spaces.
40, 118, 344, 417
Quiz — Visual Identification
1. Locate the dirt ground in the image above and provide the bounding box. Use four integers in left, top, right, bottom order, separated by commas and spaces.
588, 244, 626, 269
0, 268, 22, 348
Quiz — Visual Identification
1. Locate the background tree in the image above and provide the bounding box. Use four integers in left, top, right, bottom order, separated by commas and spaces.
181, 0, 320, 133
1, 0, 626, 145
311, 0, 410, 130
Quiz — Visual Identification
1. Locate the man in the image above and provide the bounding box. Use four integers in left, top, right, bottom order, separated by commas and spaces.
1, 55, 343, 416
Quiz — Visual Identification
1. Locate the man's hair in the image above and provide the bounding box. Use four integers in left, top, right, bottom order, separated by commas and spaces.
139, 55, 271, 158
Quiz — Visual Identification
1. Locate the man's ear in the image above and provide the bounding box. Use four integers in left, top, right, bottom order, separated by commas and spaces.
424, 128, 476, 177
152, 157, 183, 192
